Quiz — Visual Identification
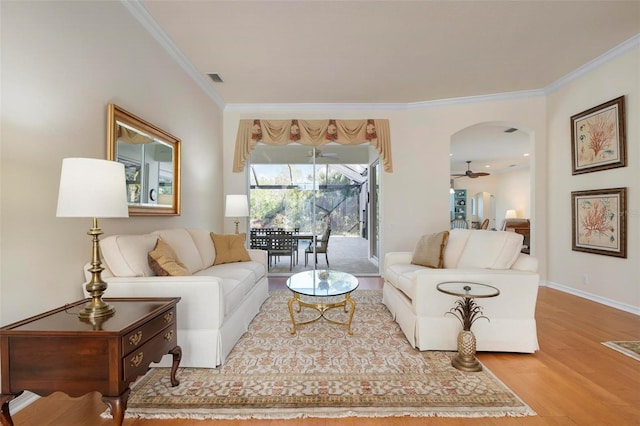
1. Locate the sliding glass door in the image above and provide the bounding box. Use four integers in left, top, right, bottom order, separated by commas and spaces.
248, 144, 379, 275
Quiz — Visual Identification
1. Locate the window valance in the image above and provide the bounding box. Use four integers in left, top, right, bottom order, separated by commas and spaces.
233, 119, 392, 172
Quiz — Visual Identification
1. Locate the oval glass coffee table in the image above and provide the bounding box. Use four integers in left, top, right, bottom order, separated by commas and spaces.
286, 269, 359, 335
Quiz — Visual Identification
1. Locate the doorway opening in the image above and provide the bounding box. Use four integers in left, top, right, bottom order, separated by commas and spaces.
248, 144, 380, 276
449, 122, 533, 252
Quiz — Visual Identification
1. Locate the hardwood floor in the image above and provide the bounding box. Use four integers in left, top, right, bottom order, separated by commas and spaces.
10, 277, 640, 425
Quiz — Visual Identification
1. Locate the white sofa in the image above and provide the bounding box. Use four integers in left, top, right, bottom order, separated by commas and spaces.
82, 228, 268, 368
383, 229, 540, 353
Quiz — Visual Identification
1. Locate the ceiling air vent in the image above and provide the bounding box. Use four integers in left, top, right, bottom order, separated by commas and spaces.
208, 73, 223, 83
504, 127, 518, 133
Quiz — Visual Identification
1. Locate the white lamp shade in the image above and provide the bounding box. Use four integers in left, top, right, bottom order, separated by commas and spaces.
56, 158, 129, 218
225, 194, 249, 217
505, 209, 518, 219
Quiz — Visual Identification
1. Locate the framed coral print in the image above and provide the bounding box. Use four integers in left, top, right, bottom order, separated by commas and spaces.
572, 187, 627, 258
571, 96, 626, 175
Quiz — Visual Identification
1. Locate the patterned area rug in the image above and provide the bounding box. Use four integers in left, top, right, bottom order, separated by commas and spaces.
122, 290, 535, 420
602, 341, 640, 361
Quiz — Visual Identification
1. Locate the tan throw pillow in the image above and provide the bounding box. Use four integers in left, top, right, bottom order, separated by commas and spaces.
411, 231, 450, 269
211, 233, 251, 265
148, 239, 191, 276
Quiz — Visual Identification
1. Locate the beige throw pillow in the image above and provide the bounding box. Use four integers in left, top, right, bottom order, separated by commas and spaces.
148, 239, 191, 276
211, 233, 251, 265
411, 231, 450, 269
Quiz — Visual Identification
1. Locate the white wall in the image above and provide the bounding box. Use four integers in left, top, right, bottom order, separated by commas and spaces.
1, 3, 636, 328
0, 1, 223, 324
546, 47, 639, 311
497, 168, 531, 225
223, 95, 548, 275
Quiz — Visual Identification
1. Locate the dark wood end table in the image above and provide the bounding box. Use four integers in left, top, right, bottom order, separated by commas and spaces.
0, 297, 181, 426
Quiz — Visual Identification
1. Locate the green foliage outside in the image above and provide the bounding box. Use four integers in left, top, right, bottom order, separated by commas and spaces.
250, 165, 363, 236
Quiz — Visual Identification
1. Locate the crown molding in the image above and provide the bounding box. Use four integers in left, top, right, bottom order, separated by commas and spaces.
120, 0, 225, 109
405, 89, 545, 110
122, 1, 638, 113
224, 102, 409, 113
224, 89, 547, 113
545, 33, 640, 94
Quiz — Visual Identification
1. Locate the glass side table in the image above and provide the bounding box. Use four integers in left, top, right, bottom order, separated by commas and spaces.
436, 281, 500, 372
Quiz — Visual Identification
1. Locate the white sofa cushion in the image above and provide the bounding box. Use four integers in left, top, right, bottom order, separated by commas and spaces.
101, 234, 157, 277
384, 263, 424, 299
187, 228, 217, 269
153, 228, 204, 273
456, 230, 523, 269
443, 229, 472, 268
195, 263, 263, 316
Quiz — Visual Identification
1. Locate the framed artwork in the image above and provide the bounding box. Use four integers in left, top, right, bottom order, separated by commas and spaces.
571, 96, 626, 175
572, 187, 627, 258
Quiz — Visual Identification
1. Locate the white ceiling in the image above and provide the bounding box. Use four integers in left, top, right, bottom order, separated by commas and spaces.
134, 1, 638, 173
140, 1, 638, 105
450, 124, 530, 175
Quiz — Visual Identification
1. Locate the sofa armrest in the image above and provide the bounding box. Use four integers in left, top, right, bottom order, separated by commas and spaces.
511, 253, 538, 272
247, 249, 267, 266
410, 268, 540, 319
82, 276, 225, 328
384, 251, 413, 269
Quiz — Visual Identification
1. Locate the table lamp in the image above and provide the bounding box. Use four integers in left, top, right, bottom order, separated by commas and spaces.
225, 194, 249, 234
505, 209, 518, 219
56, 158, 129, 319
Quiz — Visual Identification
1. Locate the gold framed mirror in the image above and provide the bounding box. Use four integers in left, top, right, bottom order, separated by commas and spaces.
107, 104, 181, 216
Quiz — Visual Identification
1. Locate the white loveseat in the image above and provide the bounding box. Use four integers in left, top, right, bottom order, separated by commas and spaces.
383, 229, 540, 353
82, 228, 268, 368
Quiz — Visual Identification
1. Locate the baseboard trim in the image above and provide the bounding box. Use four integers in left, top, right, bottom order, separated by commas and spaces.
541, 281, 640, 316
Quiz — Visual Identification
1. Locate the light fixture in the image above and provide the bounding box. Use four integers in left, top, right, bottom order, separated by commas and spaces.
225, 194, 249, 234
505, 209, 517, 219
56, 158, 128, 319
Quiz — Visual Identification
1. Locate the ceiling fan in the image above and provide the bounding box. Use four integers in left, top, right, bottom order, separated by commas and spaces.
307, 149, 339, 161
452, 161, 490, 178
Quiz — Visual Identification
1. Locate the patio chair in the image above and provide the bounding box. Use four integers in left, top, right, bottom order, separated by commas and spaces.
305, 227, 331, 267
250, 234, 269, 251
450, 218, 468, 229
267, 232, 296, 271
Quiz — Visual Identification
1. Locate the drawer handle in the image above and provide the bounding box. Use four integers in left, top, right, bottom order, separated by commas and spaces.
164, 330, 174, 341
163, 311, 174, 323
128, 331, 143, 346
130, 352, 144, 368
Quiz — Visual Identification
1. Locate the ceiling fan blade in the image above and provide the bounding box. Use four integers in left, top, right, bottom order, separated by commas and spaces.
469, 172, 490, 178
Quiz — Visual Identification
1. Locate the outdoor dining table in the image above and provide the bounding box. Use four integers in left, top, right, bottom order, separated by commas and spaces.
249, 230, 319, 266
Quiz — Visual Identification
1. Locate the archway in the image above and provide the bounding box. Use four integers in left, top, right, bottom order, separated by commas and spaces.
449, 122, 534, 251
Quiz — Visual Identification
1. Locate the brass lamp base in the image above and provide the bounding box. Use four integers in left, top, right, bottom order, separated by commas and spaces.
79, 218, 115, 319
234, 220, 240, 234
79, 290, 115, 319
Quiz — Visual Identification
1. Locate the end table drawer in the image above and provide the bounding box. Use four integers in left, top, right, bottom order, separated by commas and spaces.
123, 324, 177, 382
123, 307, 176, 354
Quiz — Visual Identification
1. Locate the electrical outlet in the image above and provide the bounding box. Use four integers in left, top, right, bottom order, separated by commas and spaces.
582, 274, 589, 285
